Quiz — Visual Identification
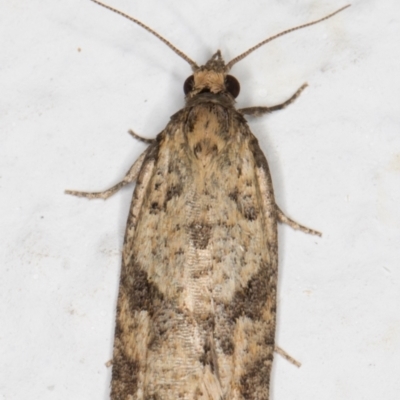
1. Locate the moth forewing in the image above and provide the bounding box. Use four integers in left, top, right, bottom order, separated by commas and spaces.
66, 2, 349, 398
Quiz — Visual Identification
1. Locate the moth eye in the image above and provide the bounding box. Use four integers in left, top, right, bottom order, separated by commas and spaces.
183, 75, 195, 95
225, 75, 240, 98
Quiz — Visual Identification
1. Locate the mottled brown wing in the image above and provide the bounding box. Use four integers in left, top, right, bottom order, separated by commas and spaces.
111, 103, 278, 400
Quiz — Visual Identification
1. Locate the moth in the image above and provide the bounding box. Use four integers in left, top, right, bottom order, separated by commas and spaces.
66, 1, 350, 399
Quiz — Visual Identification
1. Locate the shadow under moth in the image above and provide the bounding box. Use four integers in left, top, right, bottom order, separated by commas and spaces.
66, 1, 349, 399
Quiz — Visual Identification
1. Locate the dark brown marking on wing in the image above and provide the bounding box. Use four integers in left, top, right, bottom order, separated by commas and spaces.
249, 136, 271, 171
111, 324, 140, 398
243, 205, 258, 221
124, 262, 164, 316
149, 201, 161, 214
164, 183, 184, 206
219, 334, 235, 356
199, 334, 221, 382
240, 353, 273, 400
188, 222, 213, 249
228, 188, 238, 202
227, 261, 273, 321
228, 188, 259, 221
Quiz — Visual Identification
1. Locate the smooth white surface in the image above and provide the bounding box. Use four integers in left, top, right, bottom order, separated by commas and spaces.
1, 0, 399, 399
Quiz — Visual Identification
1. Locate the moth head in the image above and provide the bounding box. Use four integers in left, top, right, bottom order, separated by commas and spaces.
183, 51, 240, 99
89, 1, 350, 101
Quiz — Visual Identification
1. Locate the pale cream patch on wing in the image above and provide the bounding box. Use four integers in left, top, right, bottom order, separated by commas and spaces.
124, 159, 156, 267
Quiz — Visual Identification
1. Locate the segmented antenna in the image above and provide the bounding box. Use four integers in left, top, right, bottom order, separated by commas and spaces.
226, 5, 350, 70
90, 0, 199, 70
90, 1, 349, 72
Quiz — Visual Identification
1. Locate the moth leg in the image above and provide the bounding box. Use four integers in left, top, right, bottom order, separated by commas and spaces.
65, 151, 147, 200
274, 345, 301, 368
128, 129, 155, 144
276, 205, 322, 236
239, 83, 308, 117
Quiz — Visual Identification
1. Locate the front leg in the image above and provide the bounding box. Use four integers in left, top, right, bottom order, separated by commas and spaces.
65, 151, 147, 200
239, 83, 308, 117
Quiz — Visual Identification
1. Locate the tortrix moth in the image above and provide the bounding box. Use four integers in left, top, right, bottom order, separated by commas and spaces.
66, 2, 350, 399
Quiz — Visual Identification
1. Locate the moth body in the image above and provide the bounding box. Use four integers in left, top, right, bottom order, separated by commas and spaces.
66, 2, 349, 398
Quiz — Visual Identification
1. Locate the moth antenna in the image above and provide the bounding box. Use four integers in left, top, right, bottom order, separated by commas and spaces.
90, 0, 199, 70
226, 4, 350, 70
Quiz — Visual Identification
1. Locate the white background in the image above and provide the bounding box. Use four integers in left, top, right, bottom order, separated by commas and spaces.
1, 0, 399, 399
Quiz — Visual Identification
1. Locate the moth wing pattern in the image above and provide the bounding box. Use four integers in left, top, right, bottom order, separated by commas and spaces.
111, 102, 279, 400
68, 2, 348, 399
